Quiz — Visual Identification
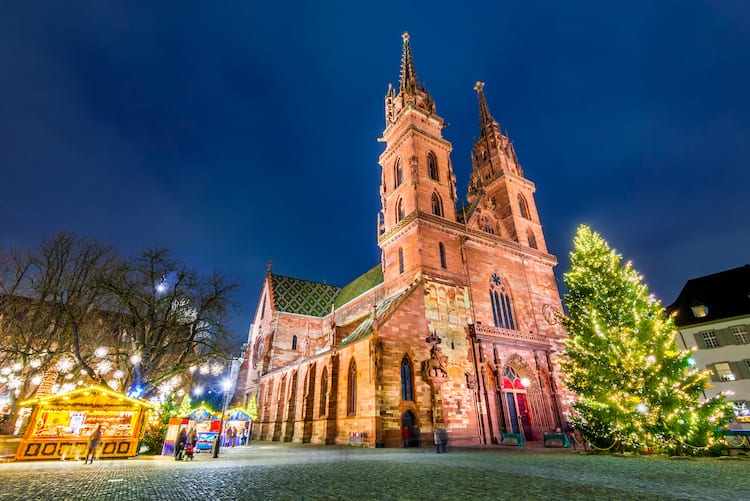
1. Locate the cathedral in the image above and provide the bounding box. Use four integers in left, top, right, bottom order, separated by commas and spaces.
238, 33, 570, 447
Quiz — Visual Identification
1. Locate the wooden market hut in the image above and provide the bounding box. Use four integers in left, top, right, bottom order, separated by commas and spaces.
15, 385, 153, 461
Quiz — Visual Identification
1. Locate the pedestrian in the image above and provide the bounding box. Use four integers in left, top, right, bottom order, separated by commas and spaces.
241, 427, 248, 446
438, 428, 448, 453
188, 426, 197, 449
84, 424, 102, 464
175, 427, 187, 460
433, 428, 443, 453
401, 426, 411, 448
231, 426, 237, 447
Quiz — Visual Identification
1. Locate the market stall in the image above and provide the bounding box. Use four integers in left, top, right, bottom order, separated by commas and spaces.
223, 407, 252, 446
15, 385, 153, 461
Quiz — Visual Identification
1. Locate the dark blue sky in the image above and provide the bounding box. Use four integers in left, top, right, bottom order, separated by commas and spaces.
2, 2, 749, 347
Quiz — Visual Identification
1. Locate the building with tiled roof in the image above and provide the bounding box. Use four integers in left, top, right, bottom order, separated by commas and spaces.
238, 34, 571, 447
667, 265, 750, 426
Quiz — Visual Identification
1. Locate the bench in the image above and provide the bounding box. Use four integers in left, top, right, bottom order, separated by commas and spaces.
543, 432, 571, 448
501, 432, 525, 446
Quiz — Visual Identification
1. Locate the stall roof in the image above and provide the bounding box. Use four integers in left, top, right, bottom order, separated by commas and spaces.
186, 405, 219, 421
19, 385, 154, 409
226, 407, 252, 420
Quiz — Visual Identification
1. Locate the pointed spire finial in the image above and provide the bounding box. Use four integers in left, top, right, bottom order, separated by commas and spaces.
400, 32, 418, 94
474, 81, 494, 128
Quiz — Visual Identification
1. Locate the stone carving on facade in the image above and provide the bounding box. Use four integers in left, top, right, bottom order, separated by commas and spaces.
464, 371, 476, 390
423, 331, 448, 379
423, 344, 447, 378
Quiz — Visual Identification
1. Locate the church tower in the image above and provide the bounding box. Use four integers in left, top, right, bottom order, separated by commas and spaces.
378, 33, 460, 291
466, 82, 547, 253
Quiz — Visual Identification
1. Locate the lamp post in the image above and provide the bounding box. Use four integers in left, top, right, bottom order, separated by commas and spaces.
212, 378, 231, 458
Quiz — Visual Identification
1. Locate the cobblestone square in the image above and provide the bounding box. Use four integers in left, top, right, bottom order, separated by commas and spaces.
1, 443, 748, 500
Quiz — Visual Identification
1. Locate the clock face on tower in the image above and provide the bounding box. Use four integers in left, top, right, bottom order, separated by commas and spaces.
542, 304, 559, 325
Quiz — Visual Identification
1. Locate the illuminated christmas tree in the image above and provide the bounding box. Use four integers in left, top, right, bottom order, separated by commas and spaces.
561, 225, 732, 454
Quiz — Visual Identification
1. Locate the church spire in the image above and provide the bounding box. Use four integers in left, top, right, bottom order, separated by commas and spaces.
385, 32, 435, 124
400, 32, 418, 95
474, 81, 496, 132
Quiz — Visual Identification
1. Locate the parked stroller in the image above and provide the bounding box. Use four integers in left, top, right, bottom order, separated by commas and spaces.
183, 442, 194, 460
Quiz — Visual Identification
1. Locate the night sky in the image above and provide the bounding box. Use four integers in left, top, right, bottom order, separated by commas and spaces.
2, 2, 749, 348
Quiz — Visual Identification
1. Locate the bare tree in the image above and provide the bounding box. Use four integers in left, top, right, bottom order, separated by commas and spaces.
99, 247, 238, 398
0, 233, 239, 434
0, 232, 117, 433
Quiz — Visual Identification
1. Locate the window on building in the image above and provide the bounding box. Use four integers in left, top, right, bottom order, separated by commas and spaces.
732, 400, 750, 419
396, 198, 405, 222
527, 229, 537, 249
291, 335, 297, 351
398, 247, 404, 274
400, 355, 413, 401
394, 158, 403, 188
490, 273, 515, 330
691, 302, 709, 318
427, 152, 439, 181
714, 362, 735, 381
347, 359, 357, 415
439, 242, 446, 269
480, 216, 494, 234
431, 192, 443, 217
732, 325, 750, 344
701, 331, 720, 348
518, 194, 530, 219
320, 367, 328, 416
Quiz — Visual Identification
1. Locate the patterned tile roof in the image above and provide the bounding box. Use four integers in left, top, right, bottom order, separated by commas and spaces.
340, 282, 419, 346
333, 265, 383, 308
271, 275, 341, 317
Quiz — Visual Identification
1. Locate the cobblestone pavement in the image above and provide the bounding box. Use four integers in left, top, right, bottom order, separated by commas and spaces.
0, 442, 748, 500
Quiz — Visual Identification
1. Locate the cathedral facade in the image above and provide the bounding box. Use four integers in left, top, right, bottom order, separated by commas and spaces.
238, 33, 570, 447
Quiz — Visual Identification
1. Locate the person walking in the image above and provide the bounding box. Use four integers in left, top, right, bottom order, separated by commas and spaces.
438, 428, 448, 453
187, 427, 197, 450
433, 428, 443, 453
175, 427, 187, 460
401, 426, 411, 448
84, 425, 102, 464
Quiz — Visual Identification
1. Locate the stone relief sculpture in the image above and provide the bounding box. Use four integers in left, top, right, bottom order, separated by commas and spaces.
423, 343, 447, 378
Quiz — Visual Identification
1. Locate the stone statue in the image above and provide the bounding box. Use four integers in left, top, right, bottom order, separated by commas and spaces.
424, 344, 447, 378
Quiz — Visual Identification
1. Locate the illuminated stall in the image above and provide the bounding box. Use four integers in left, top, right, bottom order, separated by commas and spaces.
15, 385, 153, 461
223, 407, 252, 446
187, 405, 221, 452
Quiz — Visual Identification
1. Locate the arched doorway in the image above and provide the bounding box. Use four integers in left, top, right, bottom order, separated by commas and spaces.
503, 366, 533, 441
401, 410, 419, 447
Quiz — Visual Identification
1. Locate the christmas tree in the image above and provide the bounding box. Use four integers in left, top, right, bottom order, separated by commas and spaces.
561, 225, 732, 454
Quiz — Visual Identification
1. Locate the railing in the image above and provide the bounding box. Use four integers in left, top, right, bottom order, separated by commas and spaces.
472, 323, 547, 345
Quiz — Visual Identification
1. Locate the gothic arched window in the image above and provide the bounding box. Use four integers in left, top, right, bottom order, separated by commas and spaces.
398, 247, 404, 274
347, 359, 357, 416
518, 194, 530, 220
400, 355, 413, 401
396, 198, 405, 222
480, 216, 494, 235
291, 335, 297, 350
394, 158, 403, 188
527, 229, 537, 249
427, 152, 439, 181
431, 192, 443, 217
439, 242, 446, 269
320, 367, 328, 416
490, 273, 516, 330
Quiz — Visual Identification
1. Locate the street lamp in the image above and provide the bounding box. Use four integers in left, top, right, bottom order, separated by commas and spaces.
212, 378, 232, 458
